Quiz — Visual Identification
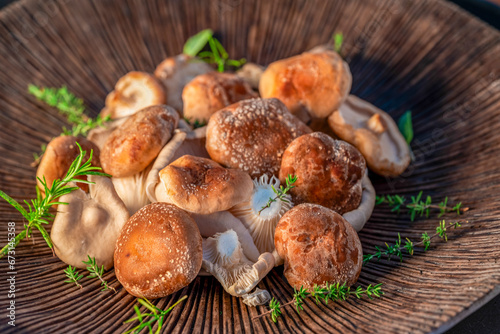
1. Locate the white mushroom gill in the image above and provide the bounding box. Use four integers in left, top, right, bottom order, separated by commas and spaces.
202, 230, 274, 306
230, 174, 293, 254
112, 168, 150, 216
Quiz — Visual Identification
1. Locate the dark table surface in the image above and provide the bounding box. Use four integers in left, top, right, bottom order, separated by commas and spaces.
0, 0, 498, 333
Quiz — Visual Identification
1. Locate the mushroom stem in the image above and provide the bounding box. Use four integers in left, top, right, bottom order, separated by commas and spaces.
367, 114, 387, 134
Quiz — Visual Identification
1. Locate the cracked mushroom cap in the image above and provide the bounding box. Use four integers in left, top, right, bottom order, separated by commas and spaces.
206, 98, 311, 178
36, 135, 101, 194
202, 229, 274, 306
259, 48, 351, 123
274, 203, 363, 291
156, 155, 253, 214
279, 132, 366, 215
328, 95, 411, 177
182, 71, 258, 124
101, 71, 166, 119
114, 203, 203, 299
100, 105, 179, 178
154, 54, 213, 113
51, 175, 130, 270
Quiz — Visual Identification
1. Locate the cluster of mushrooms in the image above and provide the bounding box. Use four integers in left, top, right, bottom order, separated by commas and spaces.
37, 45, 410, 306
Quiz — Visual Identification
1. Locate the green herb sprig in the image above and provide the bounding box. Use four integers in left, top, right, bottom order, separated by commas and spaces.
375, 191, 468, 221
183, 29, 246, 72
258, 174, 297, 215
82, 255, 116, 293
63, 265, 84, 289
254, 283, 383, 323
363, 220, 467, 264
333, 32, 343, 53
0, 143, 109, 258
124, 296, 187, 334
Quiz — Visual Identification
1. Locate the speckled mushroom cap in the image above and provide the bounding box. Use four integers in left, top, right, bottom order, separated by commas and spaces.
182, 71, 258, 124
279, 132, 366, 214
36, 135, 101, 194
274, 203, 363, 291
206, 98, 311, 178
157, 155, 253, 214
114, 202, 203, 299
100, 105, 179, 178
259, 48, 351, 123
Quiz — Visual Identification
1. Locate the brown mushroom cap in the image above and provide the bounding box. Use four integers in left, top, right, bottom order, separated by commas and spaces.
206, 98, 311, 178
182, 72, 258, 124
100, 105, 179, 178
328, 95, 411, 177
114, 202, 203, 299
259, 49, 351, 122
154, 54, 213, 113
36, 135, 100, 193
101, 71, 166, 119
274, 203, 363, 291
279, 132, 366, 214
157, 155, 253, 214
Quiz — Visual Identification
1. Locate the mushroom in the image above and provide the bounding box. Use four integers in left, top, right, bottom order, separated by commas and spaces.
206, 98, 311, 178
236, 63, 265, 90
100, 105, 179, 178
279, 132, 366, 214
114, 203, 203, 298
342, 173, 376, 232
87, 117, 128, 151
190, 211, 261, 263
259, 47, 351, 123
51, 175, 130, 270
230, 174, 293, 254
274, 203, 363, 291
36, 135, 101, 194
202, 230, 274, 306
156, 155, 253, 215
182, 72, 257, 124
328, 95, 411, 177
101, 71, 166, 119
154, 54, 213, 113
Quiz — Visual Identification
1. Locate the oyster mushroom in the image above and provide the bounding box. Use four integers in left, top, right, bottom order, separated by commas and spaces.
154, 54, 213, 113
51, 175, 129, 269
279, 132, 366, 215
230, 174, 293, 254
206, 98, 311, 178
36, 135, 101, 194
328, 95, 411, 177
114, 203, 203, 298
202, 230, 274, 306
101, 71, 166, 119
156, 155, 253, 215
182, 72, 257, 124
259, 47, 351, 123
275, 203, 363, 291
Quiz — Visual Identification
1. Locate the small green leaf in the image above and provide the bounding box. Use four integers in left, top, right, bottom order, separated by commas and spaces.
183, 29, 213, 56
333, 32, 343, 53
398, 110, 413, 145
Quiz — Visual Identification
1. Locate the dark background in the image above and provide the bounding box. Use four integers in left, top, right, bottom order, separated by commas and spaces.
0, 0, 498, 333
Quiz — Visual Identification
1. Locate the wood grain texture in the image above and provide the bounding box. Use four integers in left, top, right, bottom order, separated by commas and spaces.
0, 0, 499, 333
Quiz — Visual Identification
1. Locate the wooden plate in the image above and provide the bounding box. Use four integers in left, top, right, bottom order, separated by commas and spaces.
0, 0, 499, 333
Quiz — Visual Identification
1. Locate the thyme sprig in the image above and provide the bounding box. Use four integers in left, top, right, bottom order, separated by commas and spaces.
82, 255, 116, 293
258, 174, 297, 215
333, 32, 343, 53
183, 29, 246, 72
124, 296, 187, 334
0, 143, 109, 258
63, 265, 84, 289
376, 191, 468, 221
254, 283, 383, 323
28, 85, 110, 137
363, 220, 467, 264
